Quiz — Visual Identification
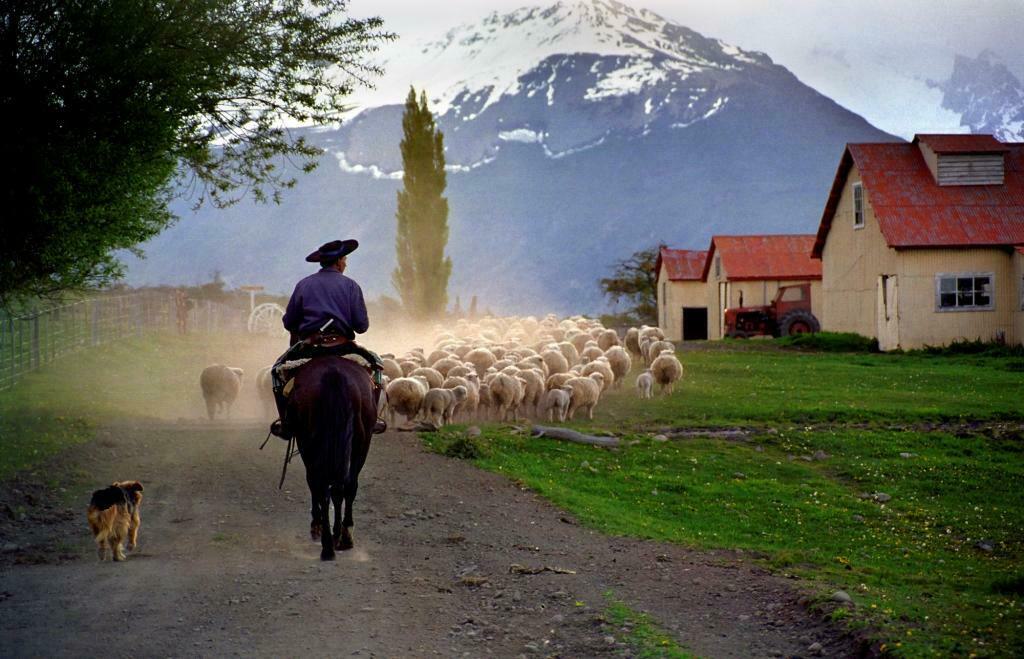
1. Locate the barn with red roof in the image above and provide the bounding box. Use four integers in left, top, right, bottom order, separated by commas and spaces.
702, 235, 823, 340
654, 247, 709, 341
812, 133, 1024, 350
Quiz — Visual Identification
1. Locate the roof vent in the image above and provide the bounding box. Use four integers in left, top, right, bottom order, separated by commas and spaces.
915, 134, 1007, 186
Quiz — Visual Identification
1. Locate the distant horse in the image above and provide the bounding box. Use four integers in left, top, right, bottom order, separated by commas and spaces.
287, 356, 376, 561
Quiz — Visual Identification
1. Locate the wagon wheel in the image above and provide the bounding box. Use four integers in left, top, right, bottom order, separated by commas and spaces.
248, 302, 287, 337
778, 310, 820, 336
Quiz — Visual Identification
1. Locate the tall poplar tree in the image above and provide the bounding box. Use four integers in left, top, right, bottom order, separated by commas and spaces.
392, 87, 452, 319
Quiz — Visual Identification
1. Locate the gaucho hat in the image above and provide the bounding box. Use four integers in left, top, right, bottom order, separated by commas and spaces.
305, 239, 359, 263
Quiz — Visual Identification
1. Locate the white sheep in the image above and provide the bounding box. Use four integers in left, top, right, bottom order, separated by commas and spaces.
381, 358, 404, 382
581, 359, 615, 392
624, 327, 641, 358
650, 351, 683, 395
385, 376, 428, 426
409, 366, 444, 389
597, 328, 620, 351
464, 347, 497, 378
487, 372, 522, 422
603, 346, 632, 387
636, 370, 654, 399
540, 388, 571, 423
255, 365, 275, 419
563, 375, 602, 420
540, 349, 570, 376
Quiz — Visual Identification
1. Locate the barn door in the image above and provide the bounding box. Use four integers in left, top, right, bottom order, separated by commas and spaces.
876, 275, 900, 351
718, 282, 728, 338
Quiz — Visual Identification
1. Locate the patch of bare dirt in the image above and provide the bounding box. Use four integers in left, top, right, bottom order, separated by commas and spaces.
0, 420, 865, 657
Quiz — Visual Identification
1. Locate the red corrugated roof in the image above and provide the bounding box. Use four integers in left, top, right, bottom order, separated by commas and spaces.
655, 248, 708, 282
701, 235, 821, 282
916, 134, 1009, 154
813, 137, 1024, 257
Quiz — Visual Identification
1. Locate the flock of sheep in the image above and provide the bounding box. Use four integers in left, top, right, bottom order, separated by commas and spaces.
197, 316, 684, 426
378, 315, 683, 428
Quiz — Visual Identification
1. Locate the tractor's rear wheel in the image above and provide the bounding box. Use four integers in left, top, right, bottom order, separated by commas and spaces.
778, 310, 821, 336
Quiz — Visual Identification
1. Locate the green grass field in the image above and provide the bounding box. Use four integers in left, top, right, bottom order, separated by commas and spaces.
2, 333, 1022, 655
421, 344, 1024, 657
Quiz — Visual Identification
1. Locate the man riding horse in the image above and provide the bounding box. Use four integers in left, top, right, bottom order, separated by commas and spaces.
269, 239, 386, 439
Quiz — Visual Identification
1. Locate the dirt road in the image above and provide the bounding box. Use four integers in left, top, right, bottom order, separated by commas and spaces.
0, 421, 858, 657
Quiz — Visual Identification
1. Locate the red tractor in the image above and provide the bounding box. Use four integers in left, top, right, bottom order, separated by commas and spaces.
724, 283, 820, 338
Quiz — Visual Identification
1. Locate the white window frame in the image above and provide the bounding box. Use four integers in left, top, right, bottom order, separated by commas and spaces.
934, 272, 995, 312
714, 256, 721, 279
1020, 274, 1024, 311
852, 182, 865, 229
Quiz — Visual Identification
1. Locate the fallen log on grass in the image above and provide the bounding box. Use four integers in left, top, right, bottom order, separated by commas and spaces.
530, 425, 619, 447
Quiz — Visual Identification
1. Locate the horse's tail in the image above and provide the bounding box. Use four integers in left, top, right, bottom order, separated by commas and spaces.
317, 366, 353, 490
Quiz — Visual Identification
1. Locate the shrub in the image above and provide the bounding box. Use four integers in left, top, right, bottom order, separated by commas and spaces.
916, 338, 1024, 358
439, 433, 488, 460
777, 332, 879, 353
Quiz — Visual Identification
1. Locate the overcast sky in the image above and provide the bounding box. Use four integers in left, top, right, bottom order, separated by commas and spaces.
348, 0, 1024, 138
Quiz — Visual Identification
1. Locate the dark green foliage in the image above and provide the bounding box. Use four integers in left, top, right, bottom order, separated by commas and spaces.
392, 87, 452, 319
777, 331, 880, 353
599, 245, 663, 325
1, 0, 391, 307
436, 432, 487, 460
916, 338, 1024, 358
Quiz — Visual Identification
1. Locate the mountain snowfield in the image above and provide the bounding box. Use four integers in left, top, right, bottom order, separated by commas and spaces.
342, 0, 773, 173
932, 51, 1024, 142
124, 0, 901, 314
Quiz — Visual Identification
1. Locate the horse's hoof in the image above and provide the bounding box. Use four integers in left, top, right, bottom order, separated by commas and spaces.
339, 531, 354, 551
320, 549, 336, 561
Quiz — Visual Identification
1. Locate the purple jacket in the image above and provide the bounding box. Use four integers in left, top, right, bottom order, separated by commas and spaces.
282, 269, 369, 339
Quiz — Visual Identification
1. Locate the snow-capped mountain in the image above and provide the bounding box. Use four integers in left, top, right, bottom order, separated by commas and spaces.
342, 0, 778, 172
124, 0, 898, 314
931, 51, 1024, 142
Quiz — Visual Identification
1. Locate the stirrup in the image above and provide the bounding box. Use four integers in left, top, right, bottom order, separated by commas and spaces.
270, 419, 291, 440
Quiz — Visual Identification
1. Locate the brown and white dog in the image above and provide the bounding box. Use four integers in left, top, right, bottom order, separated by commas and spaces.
87, 481, 144, 561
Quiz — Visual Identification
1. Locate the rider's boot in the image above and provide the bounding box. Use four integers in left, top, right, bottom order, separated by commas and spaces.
270, 387, 292, 440
371, 376, 387, 434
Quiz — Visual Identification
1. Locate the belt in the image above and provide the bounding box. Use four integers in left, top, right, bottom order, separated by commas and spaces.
303, 333, 350, 349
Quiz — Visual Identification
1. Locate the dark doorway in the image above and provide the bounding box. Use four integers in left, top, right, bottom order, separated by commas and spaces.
682, 307, 708, 341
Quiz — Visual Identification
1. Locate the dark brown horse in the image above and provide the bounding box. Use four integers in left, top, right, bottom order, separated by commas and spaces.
287, 356, 375, 561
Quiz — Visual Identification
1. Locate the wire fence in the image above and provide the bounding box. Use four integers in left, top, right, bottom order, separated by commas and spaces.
0, 292, 247, 391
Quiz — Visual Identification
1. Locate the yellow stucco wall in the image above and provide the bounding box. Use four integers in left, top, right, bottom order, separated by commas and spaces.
657, 263, 708, 342
820, 165, 898, 338
820, 163, 1023, 349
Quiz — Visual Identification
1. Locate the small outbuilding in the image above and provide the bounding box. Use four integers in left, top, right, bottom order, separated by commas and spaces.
702, 235, 823, 340
655, 248, 709, 342
812, 134, 1024, 350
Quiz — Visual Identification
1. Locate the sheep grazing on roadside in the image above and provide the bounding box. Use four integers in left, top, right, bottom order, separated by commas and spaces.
409, 366, 444, 390
624, 327, 641, 358
385, 376, 428, 426
563, 375, 602, 420
199, 364, 244, 420
255, 366, 275, 419
636, 370, 654, 399
540, 388, 571, 423
603, 346, 632, 387
650, 351, 683, 395
597, 328, 620, 351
